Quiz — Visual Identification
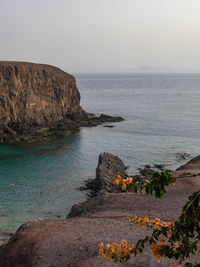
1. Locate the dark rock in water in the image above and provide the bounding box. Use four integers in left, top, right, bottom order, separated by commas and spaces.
0, 62, 124, 143
138, 163, 166, 175
99, 113, 124, 122
79, 113, 124, 127
175, 152, 191, 162
78, 178, 102, 198
103, 125, 115, 128
95, 152, 128, 192
153, 164, 165, 171
138, 166, 155, 177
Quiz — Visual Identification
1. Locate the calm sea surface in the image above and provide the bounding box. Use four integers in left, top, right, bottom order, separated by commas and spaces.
1, 73, 200, 242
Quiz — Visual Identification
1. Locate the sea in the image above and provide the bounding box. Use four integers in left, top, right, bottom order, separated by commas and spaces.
1, 73, 200, 243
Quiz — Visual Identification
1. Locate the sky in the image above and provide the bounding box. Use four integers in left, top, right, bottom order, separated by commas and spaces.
0, 0, 200, 73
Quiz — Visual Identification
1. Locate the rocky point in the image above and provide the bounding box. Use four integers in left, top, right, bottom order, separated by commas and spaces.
0, 62, 124, 143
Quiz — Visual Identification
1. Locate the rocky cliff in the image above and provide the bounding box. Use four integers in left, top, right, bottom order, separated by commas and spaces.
0, 62, 123, 143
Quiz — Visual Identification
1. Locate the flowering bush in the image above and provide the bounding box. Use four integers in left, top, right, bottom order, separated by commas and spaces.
99, 240, 134, 262
99, 171, 200, 266
114, 171, 176, 198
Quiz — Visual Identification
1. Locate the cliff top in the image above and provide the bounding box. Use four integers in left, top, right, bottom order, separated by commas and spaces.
0, 61, 73, 79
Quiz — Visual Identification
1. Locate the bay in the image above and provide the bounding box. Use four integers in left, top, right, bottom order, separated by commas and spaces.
1, 73, 200, 242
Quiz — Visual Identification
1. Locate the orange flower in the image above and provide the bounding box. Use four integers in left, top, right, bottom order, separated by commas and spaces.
111, 242, 118, 248
120, 239, 128, 248
143, 217, 149, 223
175, 242, 180, 248
159, 238, 165, 242
121, 248, 128, 257
125, 177, 133, 184
113, 179, 120, 186
122, 183, 127, 190
105, 244, 110, 250
99, 247, 104, 255
148, 220, 155, 225
167, 229, 172, 235
150, 242, 165, 258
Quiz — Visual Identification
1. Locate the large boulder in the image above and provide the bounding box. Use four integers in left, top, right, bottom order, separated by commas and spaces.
0, 61, 88, 143
95, 152, 128, 192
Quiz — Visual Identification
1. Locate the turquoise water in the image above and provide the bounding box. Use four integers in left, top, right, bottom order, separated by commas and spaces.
1, 73, 200, 242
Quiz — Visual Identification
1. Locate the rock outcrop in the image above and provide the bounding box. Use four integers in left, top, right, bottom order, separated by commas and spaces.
95, 152, 128, 192
0, 62, 124, 143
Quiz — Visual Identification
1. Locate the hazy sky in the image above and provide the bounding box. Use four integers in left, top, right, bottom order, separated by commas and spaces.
0, 0, 200, 73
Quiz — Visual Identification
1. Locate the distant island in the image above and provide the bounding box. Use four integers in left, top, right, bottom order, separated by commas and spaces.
127, 66, 200, 73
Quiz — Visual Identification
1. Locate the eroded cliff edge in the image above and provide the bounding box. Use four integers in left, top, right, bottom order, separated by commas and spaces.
0, 62, 123, 143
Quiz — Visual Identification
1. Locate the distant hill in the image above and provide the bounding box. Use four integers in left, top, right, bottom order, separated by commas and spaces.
127, 66, 200, 73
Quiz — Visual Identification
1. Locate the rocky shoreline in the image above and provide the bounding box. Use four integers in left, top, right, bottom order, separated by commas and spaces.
3, 113, 124, 144
0, 153, 199, 266
0, 62, 124, 143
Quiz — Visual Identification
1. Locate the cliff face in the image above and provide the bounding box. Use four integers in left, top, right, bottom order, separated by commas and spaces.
0, 62, 87, 142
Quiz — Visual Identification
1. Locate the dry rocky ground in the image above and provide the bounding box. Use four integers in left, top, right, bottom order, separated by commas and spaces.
0, 154, 199, 267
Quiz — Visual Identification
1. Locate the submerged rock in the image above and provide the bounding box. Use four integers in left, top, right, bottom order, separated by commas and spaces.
103, 125, 115, 128
0, 62, 124, 143
175, 152, 191, 162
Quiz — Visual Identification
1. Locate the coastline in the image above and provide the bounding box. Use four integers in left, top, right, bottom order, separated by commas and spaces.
0, 113, 124, 144
0, 154, 199, 266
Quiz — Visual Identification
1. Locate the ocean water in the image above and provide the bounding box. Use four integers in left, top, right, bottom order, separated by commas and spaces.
1, 73, 200, 242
